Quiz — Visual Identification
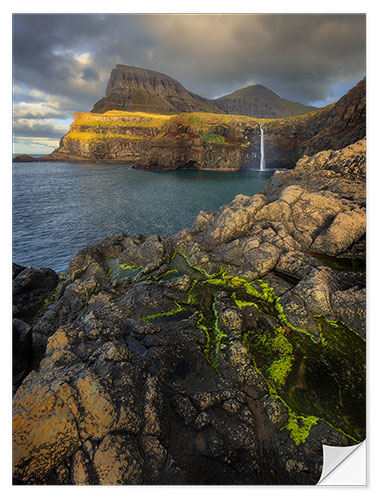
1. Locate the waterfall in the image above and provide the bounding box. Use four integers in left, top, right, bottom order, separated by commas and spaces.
260, 124, 265, 171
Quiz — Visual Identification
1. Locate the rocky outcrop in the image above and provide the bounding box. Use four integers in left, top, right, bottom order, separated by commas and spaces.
44, 78, 365, 171
13, 139, 366, 485
13, 154, 36, 162
92, 65, 315, 119
12, 264, 59, 394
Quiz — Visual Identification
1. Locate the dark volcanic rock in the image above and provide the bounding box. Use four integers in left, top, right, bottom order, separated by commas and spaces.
13, 140, 366, 485
13, 154, 36, 162
13, 318, 32, 394
13, 265, 59, 323
12, 264, 59, 390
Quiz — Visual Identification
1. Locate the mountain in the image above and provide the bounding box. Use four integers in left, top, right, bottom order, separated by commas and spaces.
43, 77, 365, 171
91, 65, 220, 115
92, 65, 315, 118
213, 84, 316, 118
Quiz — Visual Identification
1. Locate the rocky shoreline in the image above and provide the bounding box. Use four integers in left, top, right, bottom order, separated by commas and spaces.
13, 139, 366, 485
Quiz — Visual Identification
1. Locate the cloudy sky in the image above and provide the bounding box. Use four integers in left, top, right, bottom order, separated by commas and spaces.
12, 14, 366, 154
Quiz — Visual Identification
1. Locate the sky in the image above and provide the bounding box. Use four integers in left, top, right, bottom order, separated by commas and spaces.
12, 13, 366, 154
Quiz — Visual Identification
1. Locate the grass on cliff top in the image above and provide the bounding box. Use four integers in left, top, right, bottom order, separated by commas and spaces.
68, 108, 324, 144
73, 110, 174, 129
171, 112, 259, 128
262, 102, 336, 131
72, 109, 320, 132
65, 131, 145, 142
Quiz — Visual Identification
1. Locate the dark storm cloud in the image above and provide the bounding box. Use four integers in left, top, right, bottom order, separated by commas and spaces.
12, 14, 158, 109
139, 14, 366, 102
81, 67, 100, 82
12, 14, 365, 149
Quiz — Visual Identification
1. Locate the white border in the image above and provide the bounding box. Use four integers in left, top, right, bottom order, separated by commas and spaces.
2, 1, 373, 497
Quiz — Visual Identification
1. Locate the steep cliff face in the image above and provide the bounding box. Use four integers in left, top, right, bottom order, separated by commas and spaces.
262, 78, 366, 168
92, 65, 220, 115
214, 84, 316, 118
45, 111, 259, 170
44, 78, 365, 171
91, 65, 315, 119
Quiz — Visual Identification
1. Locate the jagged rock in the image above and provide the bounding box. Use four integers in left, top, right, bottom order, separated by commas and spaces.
13, 138, 366, 485
200, 194, 267, 248
331, 287, 366, 337
311, 209, 366, 255
12, 319, 32, 394
13, 265, 58, 323
292, 268, 340, 317
93, 434, 144, 485
275, 251, 320, 281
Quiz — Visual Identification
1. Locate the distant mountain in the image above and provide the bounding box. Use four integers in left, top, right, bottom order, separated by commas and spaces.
91, 65, 316, 118
213, 84, 316, 118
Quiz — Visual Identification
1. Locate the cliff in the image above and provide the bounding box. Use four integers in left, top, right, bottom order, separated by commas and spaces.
91, 64, 315, 118
262, 77, 366, 168
43, 78, 365, 171
13, 139, 366, 485
43, 111, 260, 170
92, 65, 220, 115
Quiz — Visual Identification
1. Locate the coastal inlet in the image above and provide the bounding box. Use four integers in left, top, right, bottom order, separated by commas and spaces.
12, 161, 272, 272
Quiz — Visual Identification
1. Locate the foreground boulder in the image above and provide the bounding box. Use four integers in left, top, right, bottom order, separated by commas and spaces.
13, 139, 366, 485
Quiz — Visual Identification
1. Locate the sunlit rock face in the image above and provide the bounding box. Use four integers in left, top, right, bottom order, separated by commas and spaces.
43, 78, 365, 172
14, 139, 366, 485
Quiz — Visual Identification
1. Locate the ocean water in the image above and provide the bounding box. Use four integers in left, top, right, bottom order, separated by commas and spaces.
13, 162, 273, 272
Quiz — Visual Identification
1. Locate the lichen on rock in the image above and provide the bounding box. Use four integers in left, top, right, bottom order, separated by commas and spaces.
13, 138, 366, 485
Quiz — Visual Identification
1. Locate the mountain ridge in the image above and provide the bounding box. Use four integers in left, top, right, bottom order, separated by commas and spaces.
92, 64, 316, 118
214, 84, 316, 118
42, 77, 365, 171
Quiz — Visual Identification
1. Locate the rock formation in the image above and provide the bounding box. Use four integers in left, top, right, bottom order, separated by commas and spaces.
92, 65, 219, 115
44, 78, 365, 171
91, 65, 315, 118
12, 154, 36, 162
13, 139, 366, 485
262, 78, 366, 168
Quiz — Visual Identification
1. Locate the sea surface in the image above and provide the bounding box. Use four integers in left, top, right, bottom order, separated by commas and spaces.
13, 161, 273, 272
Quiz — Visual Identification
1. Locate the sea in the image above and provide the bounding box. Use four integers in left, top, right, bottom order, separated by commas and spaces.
12, 160, 273, 272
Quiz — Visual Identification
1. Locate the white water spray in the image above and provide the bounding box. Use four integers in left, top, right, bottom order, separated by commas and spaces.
260, 125, 265, 171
